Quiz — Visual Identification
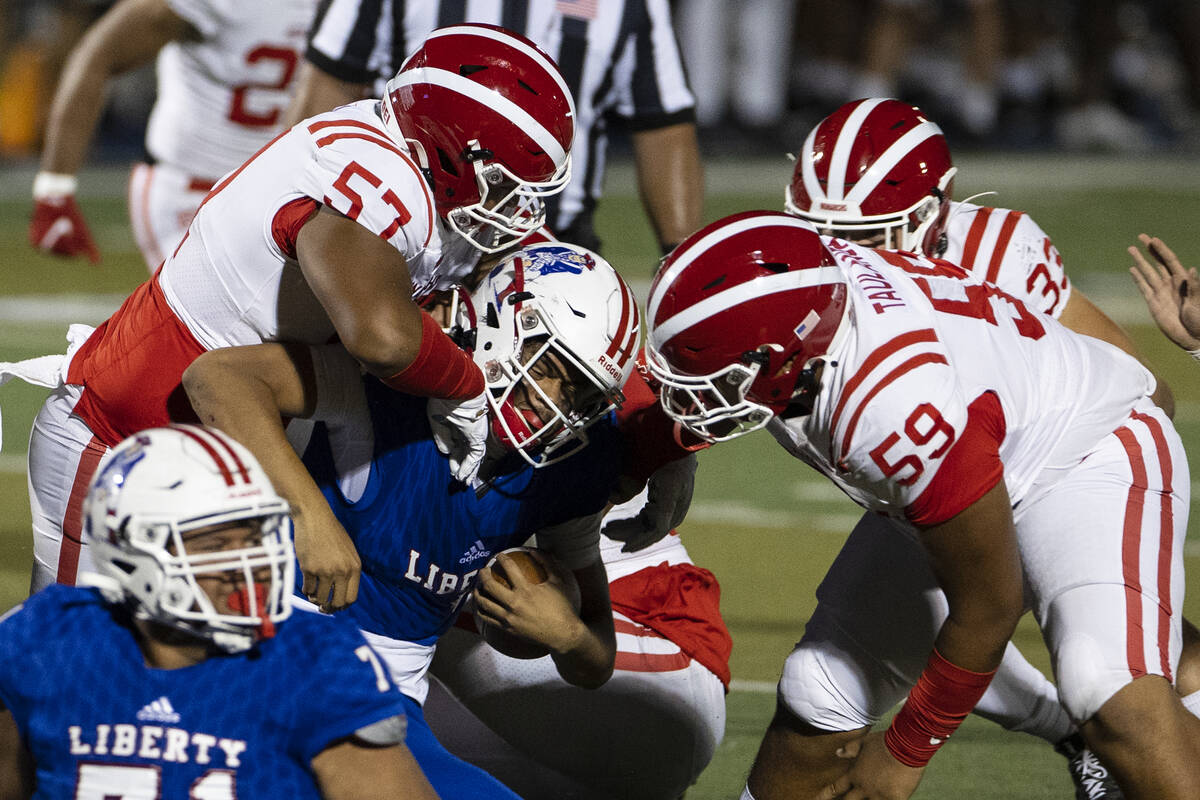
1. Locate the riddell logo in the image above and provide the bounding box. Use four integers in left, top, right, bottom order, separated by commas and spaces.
819, 202, 848, 211
597, 357, 622, 381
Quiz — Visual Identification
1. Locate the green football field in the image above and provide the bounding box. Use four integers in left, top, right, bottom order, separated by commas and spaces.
2, 154, 1200, 798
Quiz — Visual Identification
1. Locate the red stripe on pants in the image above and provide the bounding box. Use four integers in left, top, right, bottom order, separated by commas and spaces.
57, 436, 107, 585
1133, 411, 1176, 680
1114, 426, 1148, 679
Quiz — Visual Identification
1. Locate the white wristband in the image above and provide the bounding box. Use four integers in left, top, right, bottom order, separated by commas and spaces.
32, 172, 78, 200
1187, 347, 1200, 363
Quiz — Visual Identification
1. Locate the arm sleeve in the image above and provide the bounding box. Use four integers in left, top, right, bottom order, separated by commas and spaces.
615, 358, 708, 488
904, 391, 1006, 527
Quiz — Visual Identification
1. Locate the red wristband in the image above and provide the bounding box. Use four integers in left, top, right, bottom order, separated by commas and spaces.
884, 648, 996, 767
382, 312, 484, 399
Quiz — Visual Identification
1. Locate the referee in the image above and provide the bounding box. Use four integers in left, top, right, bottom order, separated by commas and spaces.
287, 0, 703, 256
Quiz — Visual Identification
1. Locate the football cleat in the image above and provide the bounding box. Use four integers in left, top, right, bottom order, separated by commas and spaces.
1055, 733, 1125, 800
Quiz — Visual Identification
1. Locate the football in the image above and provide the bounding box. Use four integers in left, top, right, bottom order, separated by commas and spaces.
474, 546, 581, 660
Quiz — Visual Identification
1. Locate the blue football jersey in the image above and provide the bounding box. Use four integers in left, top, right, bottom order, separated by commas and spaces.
0, 585, 407, 799
302, 382, 621, 644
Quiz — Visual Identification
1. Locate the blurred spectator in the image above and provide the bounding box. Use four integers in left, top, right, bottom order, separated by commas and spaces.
676, 0, 797, 145
684, 0, 1200, 153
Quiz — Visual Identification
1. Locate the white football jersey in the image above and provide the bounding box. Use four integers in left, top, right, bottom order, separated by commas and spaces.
158, 100, 478, 350
146, 0, 319, 181
941, 200, 1071, 317
768, 238, 1154, 528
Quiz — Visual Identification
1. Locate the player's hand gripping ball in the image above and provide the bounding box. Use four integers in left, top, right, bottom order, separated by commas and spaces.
473, 546, 581, 659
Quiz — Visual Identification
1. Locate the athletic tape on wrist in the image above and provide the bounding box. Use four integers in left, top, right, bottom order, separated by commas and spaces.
1187, 347, 1200, 363
884, 648, 996, 767
33, 172, 78, 200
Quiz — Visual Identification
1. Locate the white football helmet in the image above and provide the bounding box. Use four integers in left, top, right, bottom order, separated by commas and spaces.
466, 243, 640, 466
82, 425, 294, 653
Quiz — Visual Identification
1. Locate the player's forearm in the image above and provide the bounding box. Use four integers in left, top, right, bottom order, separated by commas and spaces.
182, 349, 331, 521
550, 620, 616, 689
550, 560, 616, 689
40, 44, 119, 176
41, 0, 186, 175
632, 122, 704, 253
918, 483, 1023, 673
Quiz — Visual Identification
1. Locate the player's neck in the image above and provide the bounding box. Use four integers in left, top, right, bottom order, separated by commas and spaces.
133, 620, 210, 669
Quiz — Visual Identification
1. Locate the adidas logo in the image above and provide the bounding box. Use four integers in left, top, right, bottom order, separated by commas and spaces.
459, 540, 490, 565
136, 697, 180, 724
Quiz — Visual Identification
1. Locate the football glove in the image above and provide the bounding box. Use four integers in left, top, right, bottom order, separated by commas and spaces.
30, 173, 100, 263
427, 390, 489, 484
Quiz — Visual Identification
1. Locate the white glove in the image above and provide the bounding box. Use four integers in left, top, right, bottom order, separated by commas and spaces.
427, 391, 490, 484
603, 452, 698, 552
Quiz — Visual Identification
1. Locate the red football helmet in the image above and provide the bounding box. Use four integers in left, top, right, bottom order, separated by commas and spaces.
645, 211, 849, 442
381, 24, 575, 253
784, 98, 956, 256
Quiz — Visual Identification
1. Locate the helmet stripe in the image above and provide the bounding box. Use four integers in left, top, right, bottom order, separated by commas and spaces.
650, 267, 844, 349
826, 98, 888, 199
175, 426, 236, 487
606, 278, 640, 368
844, 120, 945, 205
799, 124, 825, 203
648, 214, 818, 327
605, 276, 633, 361
389, 68, 568, 166
424, 25, 576, 119
199, 428, 252, 485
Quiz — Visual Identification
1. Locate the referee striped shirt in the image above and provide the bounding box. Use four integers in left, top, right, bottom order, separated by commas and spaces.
306, 0, 696, 250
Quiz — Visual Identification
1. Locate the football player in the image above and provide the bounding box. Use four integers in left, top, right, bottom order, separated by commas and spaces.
784, 97, 1191, 796
0, 425, 435, 800
181, 244, 652, 797
425, 374, 729, 800
29, 0, 320, 270
9, 25, 575, 606
646, 212, 1200, 799
786, 98, 1172, 416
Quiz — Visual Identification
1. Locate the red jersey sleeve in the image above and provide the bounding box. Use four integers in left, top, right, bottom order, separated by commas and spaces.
904, 391, 1006, 527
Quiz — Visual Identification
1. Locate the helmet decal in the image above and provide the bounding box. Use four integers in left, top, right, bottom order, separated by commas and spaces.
464, 243, 638, 467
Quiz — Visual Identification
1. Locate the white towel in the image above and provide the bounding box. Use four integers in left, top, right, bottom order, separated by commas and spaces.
0, 324, 96, 451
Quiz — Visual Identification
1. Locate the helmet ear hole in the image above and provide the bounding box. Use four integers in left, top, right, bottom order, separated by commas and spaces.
436, 148, 459, 177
